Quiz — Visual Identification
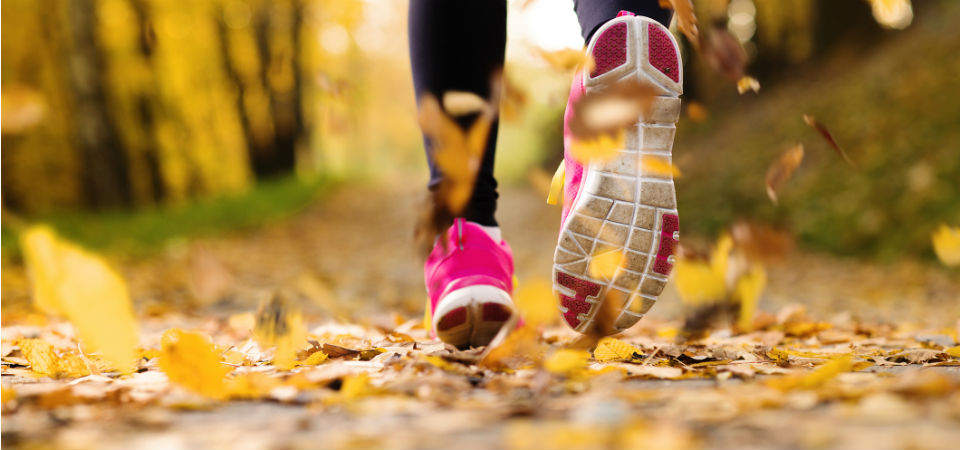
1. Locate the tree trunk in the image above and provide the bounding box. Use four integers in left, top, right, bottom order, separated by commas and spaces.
66, 0, 133, 209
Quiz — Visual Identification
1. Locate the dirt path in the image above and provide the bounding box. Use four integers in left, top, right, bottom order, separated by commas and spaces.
3, 182, 960, 450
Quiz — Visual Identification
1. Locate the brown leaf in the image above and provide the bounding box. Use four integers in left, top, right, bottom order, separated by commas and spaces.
568, 79, 656, 140
765, 144, 804, 204
730, 222, 794, 262
700, 23, 746, 81
661, 0, 699, 47
888, 349, 947, 364
321, 343, 361, 359
803, 114, 855, 167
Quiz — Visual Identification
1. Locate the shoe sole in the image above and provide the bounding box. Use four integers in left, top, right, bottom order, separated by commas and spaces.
553, 16, 682, 334
433, 285, 514, 348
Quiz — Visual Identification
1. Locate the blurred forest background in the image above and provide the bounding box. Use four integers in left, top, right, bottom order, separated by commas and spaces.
1, 0, 958, 261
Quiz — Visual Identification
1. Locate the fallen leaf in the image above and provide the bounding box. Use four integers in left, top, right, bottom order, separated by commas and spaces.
803, 115, 854, 167
20, 226, 139, 373
593, 337, 642, 362
158, 329, 231, 399
765, 144, 804, 204
931, 224, 960, 267
253, 295, 307, 370
16, 339, 89, 378
302, 351, 329, 365
768, 355, 855, 391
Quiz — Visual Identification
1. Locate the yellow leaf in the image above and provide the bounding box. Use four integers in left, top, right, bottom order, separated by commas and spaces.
569, 131, 624, 164
769, 355, 854, 391
422, 297, 433, 332
639, 155, 681, 178
418, 94, 493, 214
734, 265, 766, 332
20, 226, 139, 373
302, 351, 329, 366
222, 348, 247, 366
158, 329, 231, 399
480, 326, 543, 370
58, 352, 92, 378
736, 76, 760, 94
590, 249, 625, 280
674, 235, 733, 304
225, 372, 279, 400
17, 339, 90, 378
17, 339, 60, 377
339, 373, 376, 401
254, 296, 308, 370
594, 337, 641, 362
946, 346, 960, 358
422, 355, 456, 371
1, 385, 16, 404
931, 224, 960, 267
544, 349, 590, 376
513, 279, 555, 327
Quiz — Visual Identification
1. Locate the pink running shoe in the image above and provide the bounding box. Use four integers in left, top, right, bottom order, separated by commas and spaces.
424, 218, 516, 347
548, 12, 682, 334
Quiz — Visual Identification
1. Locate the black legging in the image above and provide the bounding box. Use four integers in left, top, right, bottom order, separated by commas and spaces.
409, 0, 672, 227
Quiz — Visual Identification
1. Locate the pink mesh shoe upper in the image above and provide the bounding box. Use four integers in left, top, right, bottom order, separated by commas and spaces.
424, 219, 514, 313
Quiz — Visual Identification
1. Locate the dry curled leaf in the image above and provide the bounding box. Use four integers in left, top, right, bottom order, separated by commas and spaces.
765, 144, 804, 204
803, 114, 855, 167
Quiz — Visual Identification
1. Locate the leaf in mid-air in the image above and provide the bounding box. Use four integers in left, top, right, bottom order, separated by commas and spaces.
804, 115, 855, 167
765, 144, 804, 204
20, 226, 140, 374
931, 224, 960, 267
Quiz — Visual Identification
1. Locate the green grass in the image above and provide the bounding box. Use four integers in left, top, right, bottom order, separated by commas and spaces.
673, 3, 960, 261
1, 175, 335, 259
